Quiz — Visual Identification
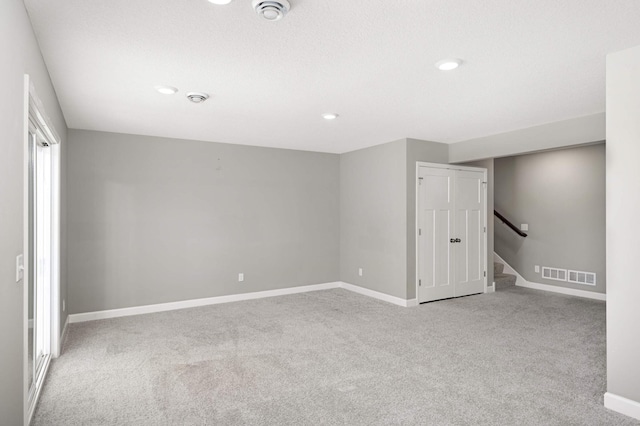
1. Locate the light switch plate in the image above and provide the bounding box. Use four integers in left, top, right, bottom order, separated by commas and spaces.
238, 273, 244, 282
521, 224, 529, 231
535, 265, 540, 273
358, 268, 363, 277
16, 254, 24, 282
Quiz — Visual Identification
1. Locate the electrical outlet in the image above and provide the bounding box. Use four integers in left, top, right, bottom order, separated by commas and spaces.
521, 224, 529, 231
238, 273, 244, 282
535, 265, 540, 273
358, 268, 363, 277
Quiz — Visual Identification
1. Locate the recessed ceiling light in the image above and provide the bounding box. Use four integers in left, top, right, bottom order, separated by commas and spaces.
322, 113, 339, 120
155, 85, 178, 95
208, 0, 233, 5
435, 58, 463, 71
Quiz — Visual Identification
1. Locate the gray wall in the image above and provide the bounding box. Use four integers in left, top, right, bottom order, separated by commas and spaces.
494, 144, 606, 294
448, 113, 605, 163
340, 139, 408, 299
405, 138, 449, 299
0, 0, 67, 423
339, 137, 449, 301
606, 45, 640, 406
67, 130, 339, 314
457, 159, 494, 289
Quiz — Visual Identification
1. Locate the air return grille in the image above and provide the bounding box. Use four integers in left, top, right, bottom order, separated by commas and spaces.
568, 270, 597, 286
542, 267, 567, 282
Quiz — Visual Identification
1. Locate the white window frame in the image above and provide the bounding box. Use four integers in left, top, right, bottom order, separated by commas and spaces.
23, 75, 62, 426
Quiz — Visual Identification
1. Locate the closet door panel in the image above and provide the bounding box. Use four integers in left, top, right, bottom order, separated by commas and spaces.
454, 170, 485, 297
417, 168, 456, 303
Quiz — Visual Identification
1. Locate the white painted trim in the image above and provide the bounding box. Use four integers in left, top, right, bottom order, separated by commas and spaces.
68, 282, 420, 324
27, 80, 61, 145
415, 161, 489, 173
494, 252, 606, 301
27, 355, 51, 426
340, 282, 417, 307
58, 316, 69, 356
23, 75, 30, 426
69, 283, 341, 323
515, 280, 606, 301
24, 75, 62, 424
482, 169, 488, 293
605, 392, 640, 421
50, 140, 61, 358
415, 162, 420, 302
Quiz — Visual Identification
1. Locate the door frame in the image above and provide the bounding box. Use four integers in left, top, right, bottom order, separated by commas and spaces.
23, 75, 62, 425
415, 162, 488, 303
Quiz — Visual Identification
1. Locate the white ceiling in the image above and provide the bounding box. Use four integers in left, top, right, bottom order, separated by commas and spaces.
24, 0, 640, 153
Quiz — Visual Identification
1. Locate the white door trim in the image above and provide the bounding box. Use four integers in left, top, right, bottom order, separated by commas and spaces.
415, 162, 488, 304
23, 75, 62, 426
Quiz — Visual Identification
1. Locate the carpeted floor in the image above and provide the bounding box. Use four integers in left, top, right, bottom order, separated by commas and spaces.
33, 287, 638, 425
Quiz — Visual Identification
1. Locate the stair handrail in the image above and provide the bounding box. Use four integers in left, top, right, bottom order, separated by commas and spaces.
494, 210, 528, 237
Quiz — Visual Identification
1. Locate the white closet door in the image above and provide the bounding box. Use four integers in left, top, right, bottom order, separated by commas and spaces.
418, 167, 455, 303
454, 170, 485, 297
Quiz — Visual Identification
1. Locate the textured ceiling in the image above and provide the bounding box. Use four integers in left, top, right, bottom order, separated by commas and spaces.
24, 0, 640, 153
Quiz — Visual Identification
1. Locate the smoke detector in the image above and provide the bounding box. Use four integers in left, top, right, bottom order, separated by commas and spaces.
252, 0, 290, 21
186, 92, 209, 103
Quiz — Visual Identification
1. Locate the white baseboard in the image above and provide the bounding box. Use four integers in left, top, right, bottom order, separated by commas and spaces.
605, 392, 640, 421
494, 252, 606, 301
340, 282, 417, 307
68, 281, 418, 323
69, 282, 342, 323
516, 280, 606, 301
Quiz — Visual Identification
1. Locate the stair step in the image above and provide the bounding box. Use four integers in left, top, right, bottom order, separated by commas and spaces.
494, 272, 516, 290
493, 262, 504, 275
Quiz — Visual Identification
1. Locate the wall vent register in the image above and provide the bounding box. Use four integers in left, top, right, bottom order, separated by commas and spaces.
542, 266, 567, 282
568, 270, 597, 286
542, 266, 596, 286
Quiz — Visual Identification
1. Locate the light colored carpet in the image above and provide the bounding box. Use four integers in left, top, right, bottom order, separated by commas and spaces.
33, 287, 638, 425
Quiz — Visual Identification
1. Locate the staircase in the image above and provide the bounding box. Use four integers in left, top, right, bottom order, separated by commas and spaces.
494, 261, 516, 290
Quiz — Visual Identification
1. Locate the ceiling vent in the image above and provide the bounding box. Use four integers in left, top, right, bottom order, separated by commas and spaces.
252, 0, 290, 21
186, 92, 209, 103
